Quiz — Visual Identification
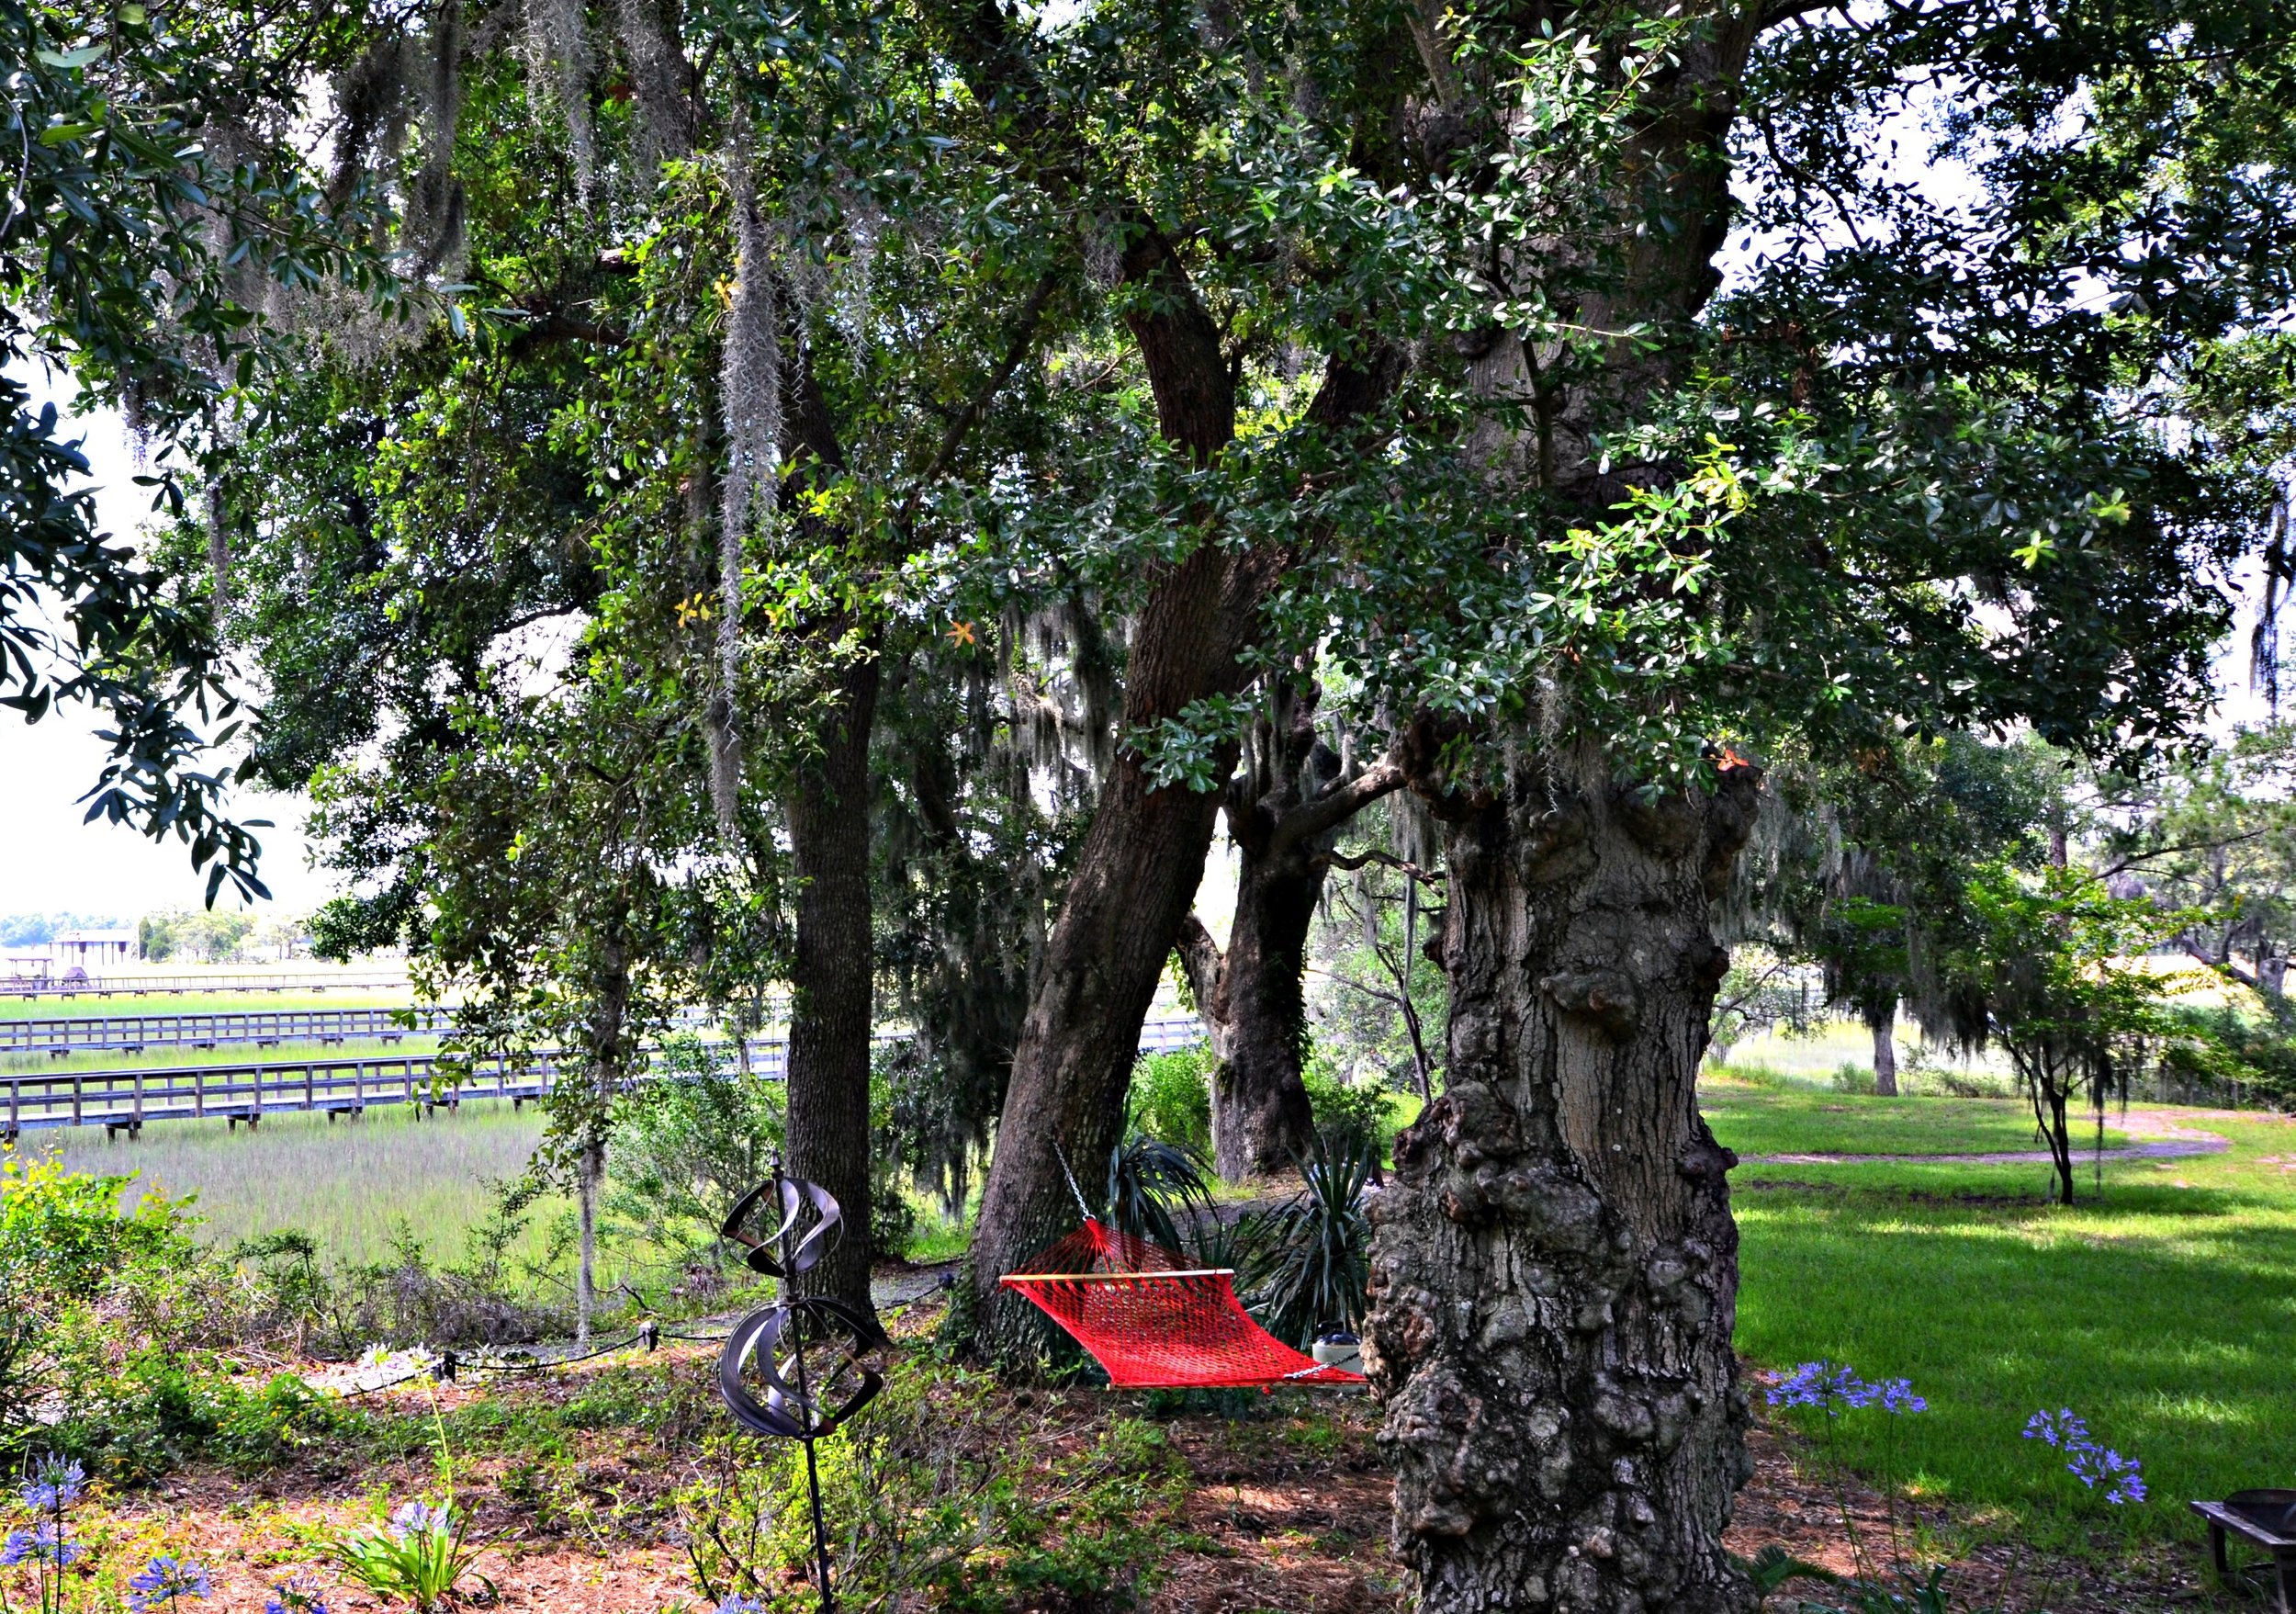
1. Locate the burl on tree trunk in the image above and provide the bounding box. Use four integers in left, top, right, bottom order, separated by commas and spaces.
1366, 762, 1761, 1613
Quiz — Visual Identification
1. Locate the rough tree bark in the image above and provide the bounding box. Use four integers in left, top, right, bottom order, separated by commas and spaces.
1176, 681, 1404, 1179
1365, 756, 1762, 1613
1869, 1001, 1898, 1097
1357, 0, 1771, 1598
782, 649, 884, 1326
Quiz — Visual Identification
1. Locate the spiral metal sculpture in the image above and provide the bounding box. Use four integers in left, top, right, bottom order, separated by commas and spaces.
716, 1171, 884, 1612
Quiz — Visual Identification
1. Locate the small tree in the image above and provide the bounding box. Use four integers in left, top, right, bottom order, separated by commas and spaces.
1940, 864, 2199, 1204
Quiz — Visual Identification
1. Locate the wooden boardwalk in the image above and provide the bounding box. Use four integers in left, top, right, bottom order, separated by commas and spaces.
0, 1007, 452, 1056
1, 1016, 1208, 1138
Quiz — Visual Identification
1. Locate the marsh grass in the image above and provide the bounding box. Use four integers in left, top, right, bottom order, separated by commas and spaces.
1733, 1107, 2296, 1557
22, 1101, 557, 1268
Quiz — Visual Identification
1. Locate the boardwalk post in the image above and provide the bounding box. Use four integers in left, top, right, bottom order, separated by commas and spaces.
195, 1067, 205, 1119
72, 1070, 82, 1128
133, 1071, 144, 1132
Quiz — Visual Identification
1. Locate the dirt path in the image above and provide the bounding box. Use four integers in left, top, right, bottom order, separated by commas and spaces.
1741, 1106, 2240, 1168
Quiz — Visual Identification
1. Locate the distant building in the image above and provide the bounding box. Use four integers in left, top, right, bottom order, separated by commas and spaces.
1, 950, 51, 983
53, 929, 137, 967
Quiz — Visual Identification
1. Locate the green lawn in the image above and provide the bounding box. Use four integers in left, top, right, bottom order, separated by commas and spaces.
1730, 1104, 2296, 1559
0, 989, 419, 1021
1702, 1079, 2126, 1157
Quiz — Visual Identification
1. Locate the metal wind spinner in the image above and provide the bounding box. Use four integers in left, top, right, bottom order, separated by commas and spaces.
716, 1170, 884, 1613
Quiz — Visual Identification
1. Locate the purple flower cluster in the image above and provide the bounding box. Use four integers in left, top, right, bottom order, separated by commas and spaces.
715, 1597, 768, 1614
1767, 1361, 1929, 1416
20, 1459, 84, 1513
127, 1554, 211, 1611
389, 1500, 452, 1540
1, 1523, 80, 1570
2024, 1407, 2146, 1505
264, 1572, 332, 1614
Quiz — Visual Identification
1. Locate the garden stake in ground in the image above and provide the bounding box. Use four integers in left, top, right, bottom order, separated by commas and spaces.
715, 1171, 884, 1613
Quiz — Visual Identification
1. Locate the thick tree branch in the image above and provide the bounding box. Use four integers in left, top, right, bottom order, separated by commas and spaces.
1175, 911, 1225, 1025
1273, 756, 1405, 853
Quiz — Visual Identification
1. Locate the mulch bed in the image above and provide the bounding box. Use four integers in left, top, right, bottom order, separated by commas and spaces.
45, 1338, 2232, 1614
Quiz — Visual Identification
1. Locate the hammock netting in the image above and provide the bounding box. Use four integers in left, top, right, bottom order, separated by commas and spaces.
999, 1218, 1365, 1390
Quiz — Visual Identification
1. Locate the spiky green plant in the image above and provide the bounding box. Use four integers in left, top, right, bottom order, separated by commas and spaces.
1240, 1133, 1373, 1349
1101, 1134, 1212, 1255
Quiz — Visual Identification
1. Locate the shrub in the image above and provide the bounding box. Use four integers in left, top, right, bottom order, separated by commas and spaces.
1239, 1132, 1374, 1349
680, 1358, 1181, 1612
1128, 1045, 1214, 1157
0, 1149, 197, 1447
1830, 1061, 1877, 1096
607, 1035, 787, 1262
1302, 1052, 1406, 1163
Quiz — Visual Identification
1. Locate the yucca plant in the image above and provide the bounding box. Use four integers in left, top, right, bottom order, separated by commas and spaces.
1102, 1134, 1214, 1255
1240, 1132, 1375, 1349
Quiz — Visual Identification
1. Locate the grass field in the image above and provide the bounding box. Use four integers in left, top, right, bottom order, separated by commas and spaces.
1702, 1078, 2128, 1156
0, 989, 419, 1021
1728, 1088, 2296, 1559
18, 1100, 546, 1265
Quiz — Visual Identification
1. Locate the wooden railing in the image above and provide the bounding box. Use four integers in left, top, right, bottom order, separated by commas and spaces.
0, 1007, 454, 1055
0, 1017, 1207, 1137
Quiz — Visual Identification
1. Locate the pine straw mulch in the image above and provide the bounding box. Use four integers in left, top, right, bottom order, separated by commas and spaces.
54, 1340, 2234, 1614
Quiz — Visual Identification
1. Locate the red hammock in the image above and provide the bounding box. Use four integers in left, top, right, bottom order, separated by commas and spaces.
998, 1219, 1364, 1390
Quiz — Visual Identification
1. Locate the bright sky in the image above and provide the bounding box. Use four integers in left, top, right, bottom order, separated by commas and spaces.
0, 370, 325, 921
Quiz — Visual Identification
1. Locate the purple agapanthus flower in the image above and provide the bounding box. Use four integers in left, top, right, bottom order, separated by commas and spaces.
2, 1524, 80, 1570
1767, 1361, 1926, 1416
19, 1458, 84, 1512
2025, 1406, 2144, 1505
264, 1572, 331, 1614
127, 1554, 211, 1610
715, 1597, 769, 1614
2022, 1408, 2091, 1450
389, 1500, 451, 1540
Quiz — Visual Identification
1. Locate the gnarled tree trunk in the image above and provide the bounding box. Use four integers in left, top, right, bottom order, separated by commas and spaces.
1869, 1001, 1899, 1097
1177, 682, 1404, 1179
1366, 761, 1761, 1613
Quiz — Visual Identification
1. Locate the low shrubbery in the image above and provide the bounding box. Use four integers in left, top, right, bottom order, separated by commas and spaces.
679, 1358, 1184, 1613
1127, 1045, 1214, 1158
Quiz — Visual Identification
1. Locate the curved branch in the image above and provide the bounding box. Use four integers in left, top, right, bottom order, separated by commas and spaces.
1272, 757, 1405, 854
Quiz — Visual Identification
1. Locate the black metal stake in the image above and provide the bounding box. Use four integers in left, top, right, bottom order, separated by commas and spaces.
775, 1163, 836, 1614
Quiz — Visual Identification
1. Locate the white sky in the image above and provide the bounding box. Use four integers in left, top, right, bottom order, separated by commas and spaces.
0, 371, 324, 920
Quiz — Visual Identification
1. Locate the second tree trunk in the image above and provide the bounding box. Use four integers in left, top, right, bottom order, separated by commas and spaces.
782, 650, 884, 1329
